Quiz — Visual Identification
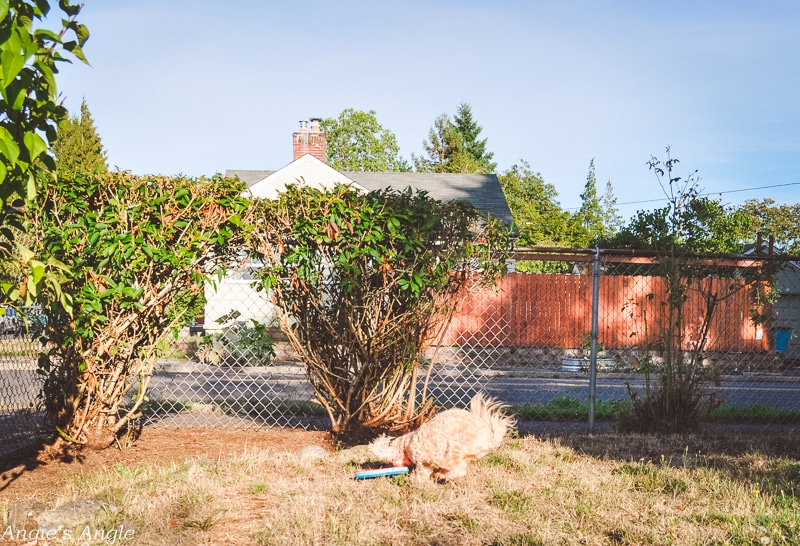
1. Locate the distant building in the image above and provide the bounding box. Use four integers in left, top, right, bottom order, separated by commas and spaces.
202, 119, 513, 332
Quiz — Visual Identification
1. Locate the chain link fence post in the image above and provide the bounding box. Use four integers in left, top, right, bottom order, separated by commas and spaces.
588, 247, 600, 432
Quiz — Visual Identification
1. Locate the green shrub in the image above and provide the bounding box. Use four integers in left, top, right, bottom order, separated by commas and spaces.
220, 320, 276, 366
247, 183, 511, 435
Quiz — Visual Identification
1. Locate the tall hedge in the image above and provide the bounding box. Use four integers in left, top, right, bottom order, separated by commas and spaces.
28, 172, 249, 448
248, 183, 510, 437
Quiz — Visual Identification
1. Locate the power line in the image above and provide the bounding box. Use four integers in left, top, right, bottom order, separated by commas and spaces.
617, 181, 800, 207
566, 181, 800, 211
702, 181, 800, 196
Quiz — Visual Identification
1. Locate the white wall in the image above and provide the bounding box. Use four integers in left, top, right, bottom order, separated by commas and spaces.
203, 270, 279, 332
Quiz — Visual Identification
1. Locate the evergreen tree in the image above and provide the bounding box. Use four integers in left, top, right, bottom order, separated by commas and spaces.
413, 104, 495, 174
601, 179, 624, 235
453, 102, 496, 172
574, 158, 604, 246
413, 113, 475, 173
52, 98, 108, 174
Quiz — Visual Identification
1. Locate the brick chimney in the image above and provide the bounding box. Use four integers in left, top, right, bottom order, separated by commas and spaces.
293, 118, 327, 162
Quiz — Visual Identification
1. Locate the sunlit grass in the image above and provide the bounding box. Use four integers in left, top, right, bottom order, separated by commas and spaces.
3, 433, 799, 545
512, 396, 800, 424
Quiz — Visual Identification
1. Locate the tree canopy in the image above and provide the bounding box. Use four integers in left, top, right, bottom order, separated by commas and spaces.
52, 98, 108, 174
413, 103, 495, 174
608, 195, 751, 255
413, 113, 463, 173
741, 198, 800, 254
321, 109, 409, 172
498, 161, 572, 247
604, 150, 751, 253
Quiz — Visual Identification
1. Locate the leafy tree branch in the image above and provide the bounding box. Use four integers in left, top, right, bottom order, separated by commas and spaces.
0, 0, 89, 309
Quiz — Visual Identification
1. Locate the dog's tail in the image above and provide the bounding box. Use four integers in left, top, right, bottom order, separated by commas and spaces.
470, 392, 515, 448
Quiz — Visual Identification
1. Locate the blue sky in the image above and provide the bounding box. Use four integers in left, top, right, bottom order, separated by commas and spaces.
55, 0, 800, 221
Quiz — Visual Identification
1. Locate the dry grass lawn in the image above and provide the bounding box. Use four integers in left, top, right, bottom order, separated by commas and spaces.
1, 429, 799, 545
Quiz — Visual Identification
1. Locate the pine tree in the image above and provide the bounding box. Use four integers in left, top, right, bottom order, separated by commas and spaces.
414, 105, 495, 174
575, 158, 605, 245
601, 179, 624, 235
52, 98, 108, 174
453, 103, 496, 172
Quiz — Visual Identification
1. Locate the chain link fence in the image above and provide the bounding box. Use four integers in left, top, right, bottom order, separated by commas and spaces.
439, 249, 800, 432
0, 334, 46, 458
3, 249, 799, 456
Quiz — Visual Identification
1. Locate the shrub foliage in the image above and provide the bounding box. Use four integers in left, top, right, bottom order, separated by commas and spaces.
248, 184, 510, 436
607, 149, 779, 432
28, 172, 249, 447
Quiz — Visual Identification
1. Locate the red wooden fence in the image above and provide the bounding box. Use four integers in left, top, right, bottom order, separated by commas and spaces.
442, 273, 770, 352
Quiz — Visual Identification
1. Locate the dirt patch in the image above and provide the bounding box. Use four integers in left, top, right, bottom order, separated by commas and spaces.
0, 427, 333, 501
3, 422, 798, 505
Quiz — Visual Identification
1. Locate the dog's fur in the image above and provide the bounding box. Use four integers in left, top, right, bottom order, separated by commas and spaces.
368, 392, 515, 481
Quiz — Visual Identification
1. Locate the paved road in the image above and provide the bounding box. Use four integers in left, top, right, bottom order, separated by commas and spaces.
3, 363, 800, 412
140, 366, 800, 411
482, 375, 800, 410
0, 364, 43, 409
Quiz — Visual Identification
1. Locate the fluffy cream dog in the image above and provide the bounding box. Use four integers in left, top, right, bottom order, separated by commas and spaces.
368, 392, 515, 481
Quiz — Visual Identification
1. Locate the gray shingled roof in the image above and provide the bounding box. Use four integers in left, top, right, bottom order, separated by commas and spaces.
226, 169, 514, 225
347, 172, 512, 225
226, 170, 275, 186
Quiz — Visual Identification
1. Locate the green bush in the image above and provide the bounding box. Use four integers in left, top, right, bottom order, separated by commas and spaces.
248, 183, 511, 436
219, 320, 276, 366
30, 172, 249, 447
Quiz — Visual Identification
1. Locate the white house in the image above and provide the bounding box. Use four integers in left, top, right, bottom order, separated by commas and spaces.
201, 118, 514, 333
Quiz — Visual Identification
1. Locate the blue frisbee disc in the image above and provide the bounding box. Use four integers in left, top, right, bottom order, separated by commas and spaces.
354, 466, 409, 480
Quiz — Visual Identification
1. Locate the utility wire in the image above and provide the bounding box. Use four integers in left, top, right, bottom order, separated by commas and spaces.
702, 181, 800, 196
617, 181, 800, 207
566, 181, 800, 211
